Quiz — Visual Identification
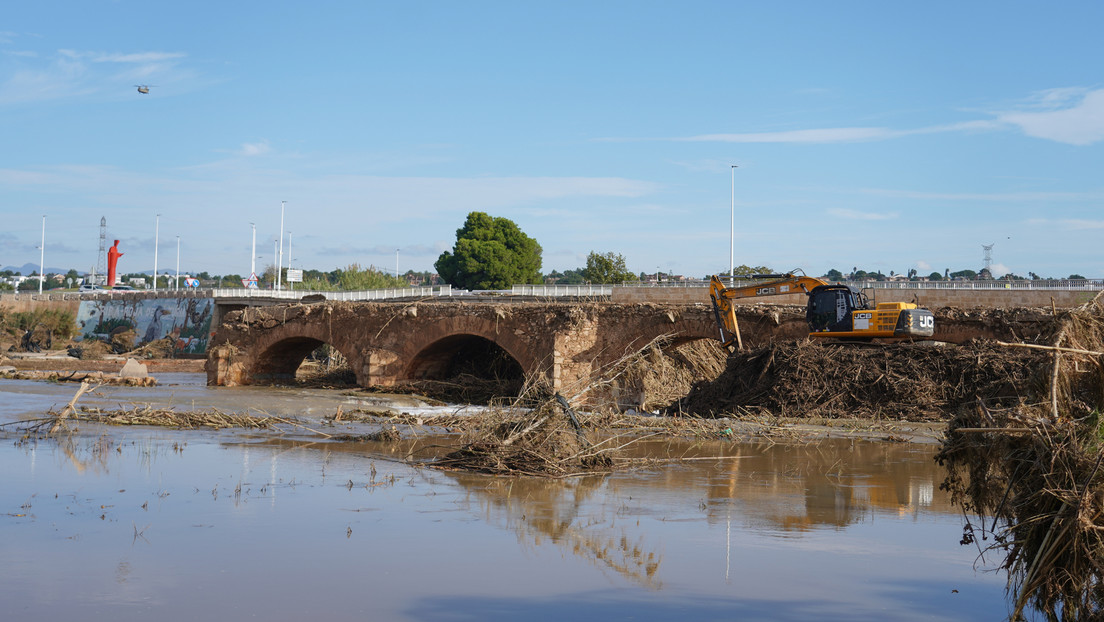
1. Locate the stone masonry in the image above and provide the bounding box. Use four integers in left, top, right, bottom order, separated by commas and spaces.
205, 301, 721, 392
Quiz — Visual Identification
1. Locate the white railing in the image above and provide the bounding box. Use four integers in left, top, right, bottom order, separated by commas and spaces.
208, 285, 452, 301
854, 279, 1102, 291
511, 284, 613, 296
620, 281, 708, 288
700, 277, 1103, 292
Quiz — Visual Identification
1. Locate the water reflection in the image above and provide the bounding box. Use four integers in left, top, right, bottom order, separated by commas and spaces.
447, 473, 663, 587
0, 429, 1006, 621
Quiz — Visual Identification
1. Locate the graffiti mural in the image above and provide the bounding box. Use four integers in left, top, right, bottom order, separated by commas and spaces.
76, 297, 214, 354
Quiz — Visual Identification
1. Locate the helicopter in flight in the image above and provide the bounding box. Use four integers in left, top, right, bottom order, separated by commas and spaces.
135, 85, 154, 94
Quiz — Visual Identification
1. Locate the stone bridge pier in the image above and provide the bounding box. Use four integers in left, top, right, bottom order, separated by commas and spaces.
205, 301, 741, 392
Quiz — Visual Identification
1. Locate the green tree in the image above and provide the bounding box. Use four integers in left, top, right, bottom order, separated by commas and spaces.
1069, 274, 1087, 280
545, 269, 587, 285
731, 264, 772, 277
220, 274, 243, 287
825, 268, 844, 281
928, 272, 942, 281
300, 264, 405, 291
582, 251, 634, 284
435, 212, 542, 289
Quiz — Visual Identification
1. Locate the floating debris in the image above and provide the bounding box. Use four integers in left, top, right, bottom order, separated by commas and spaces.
0, 369, 157, 386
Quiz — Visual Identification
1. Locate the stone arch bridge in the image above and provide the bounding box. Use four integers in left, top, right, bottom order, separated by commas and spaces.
205, 300, 750, 392
205, 299, 1028, 392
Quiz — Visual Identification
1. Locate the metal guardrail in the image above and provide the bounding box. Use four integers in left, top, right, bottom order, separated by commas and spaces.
208, 285, 453, 301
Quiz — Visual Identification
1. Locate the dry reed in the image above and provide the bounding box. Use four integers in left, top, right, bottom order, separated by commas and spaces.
938, 292, 1104, 621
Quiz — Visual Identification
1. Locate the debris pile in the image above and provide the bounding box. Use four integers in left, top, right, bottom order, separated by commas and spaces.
129, 337, 177, 359
0, 369, 157, 386
675, 339, 1049, 420
67, 405, 273, 430
937, 292, 1104, 620
610, 339, 728, 412
432, 394, 614, 477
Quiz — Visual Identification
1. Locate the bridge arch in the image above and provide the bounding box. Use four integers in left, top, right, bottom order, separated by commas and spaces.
405, 333, 525, 384
242, 320, 362, 386
395, 316, 542, 382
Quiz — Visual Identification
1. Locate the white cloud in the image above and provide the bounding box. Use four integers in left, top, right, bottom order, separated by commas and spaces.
681, 127, 898, 144
989, 263, 1011, 277
667, 87, 1104, 146
57, 49, 185, 64
858, 188, 1101, 202
239, 141, 271, 157
96, 52, 186, 64
675, 119, 1000, 145
827, 208, 898, 220
916, 261, 931, 272
1060, 219, 1104, 229
997, 88, 1104, 146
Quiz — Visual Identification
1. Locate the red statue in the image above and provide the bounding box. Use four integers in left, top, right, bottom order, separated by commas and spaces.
107, 239, 124, 287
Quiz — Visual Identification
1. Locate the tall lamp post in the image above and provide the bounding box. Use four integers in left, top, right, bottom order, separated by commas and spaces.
277, 201, 285, 290
175, 235, 180, 290
39, 215, 46, 294
730, 165, 737, 277
153, 214, 160, 291
250, 223, 256, 282
395, 248, 400, 279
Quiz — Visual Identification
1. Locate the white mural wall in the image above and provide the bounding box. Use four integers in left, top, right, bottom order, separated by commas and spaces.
75, 297, 214, 354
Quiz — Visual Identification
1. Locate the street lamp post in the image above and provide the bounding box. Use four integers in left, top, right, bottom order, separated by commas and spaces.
277, 201, 285, 291
395, 248, 399, 279
250, 223, 256, 282
39, 215, 45, 294
175, 235, 180, 290
730, 165, 737, 277
154, 214, 160, 292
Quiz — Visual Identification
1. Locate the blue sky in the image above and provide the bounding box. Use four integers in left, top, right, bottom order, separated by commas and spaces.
2, 1, 1102, 280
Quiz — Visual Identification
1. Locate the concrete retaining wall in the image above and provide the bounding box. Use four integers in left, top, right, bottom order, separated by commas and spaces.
0, 293, 82, 315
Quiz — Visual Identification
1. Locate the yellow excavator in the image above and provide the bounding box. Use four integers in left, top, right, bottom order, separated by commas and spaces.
709, 270, 935, 350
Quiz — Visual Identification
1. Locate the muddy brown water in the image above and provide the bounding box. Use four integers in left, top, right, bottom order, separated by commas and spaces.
0, 374, 1010, 621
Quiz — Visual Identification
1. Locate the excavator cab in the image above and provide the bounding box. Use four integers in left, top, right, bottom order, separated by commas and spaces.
806, 285, 865, 333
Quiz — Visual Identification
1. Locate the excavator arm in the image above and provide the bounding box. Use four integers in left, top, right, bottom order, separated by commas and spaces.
709, 272, 825, 350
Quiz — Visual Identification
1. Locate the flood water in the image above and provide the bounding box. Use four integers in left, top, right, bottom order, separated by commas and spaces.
1, 374, 1011, 621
